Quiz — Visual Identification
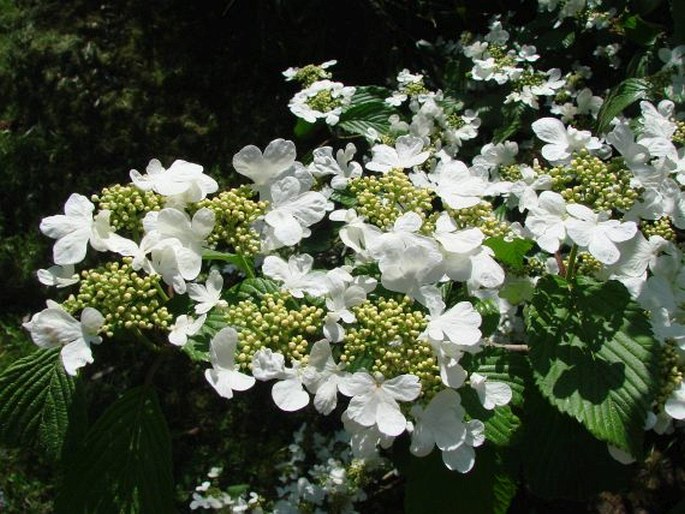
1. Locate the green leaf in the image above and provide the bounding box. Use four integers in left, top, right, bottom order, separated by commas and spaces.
338, 86, 395, 137
526, 275, 659, 457
521, 389, 632, 500
227, 277, 280, 302
402, 446, 516, 514
329, 187, 357, 208
293, 118, 317, 139
55, 386, 175, 514
462, 348, 529, 407
493, 102, 526, 143
0, 347, 81, 459
461, 389, 521, 447
183, 308, 227, 362
623, 14, 663, 45
596, 78, 651, 133
474, 298, 501, 339
483, 236, 534, 272
202, 249, 255, 277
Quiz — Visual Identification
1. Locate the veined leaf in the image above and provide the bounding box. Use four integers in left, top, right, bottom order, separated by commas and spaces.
55, 386, 175, 514
526, 275, 659, 457
0, 347, 82, 459
460, 349, 529, 446
596, 78, 651, 133
338, 86, 395, 137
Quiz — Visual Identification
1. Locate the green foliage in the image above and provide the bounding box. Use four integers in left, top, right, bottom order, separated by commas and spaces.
202, 249, 255, 277
0, 347, 84, 460
401, 446, 517, 514
55, 386, 175, 514
526, 275, 659, 457
595, 78, 651, 133
520, 390, 633, 500
483, 236, 534, 272
338, 86, 395, 137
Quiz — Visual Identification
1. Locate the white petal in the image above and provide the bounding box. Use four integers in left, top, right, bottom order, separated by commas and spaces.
272, 378, 309, 411
61, 339, 93, 376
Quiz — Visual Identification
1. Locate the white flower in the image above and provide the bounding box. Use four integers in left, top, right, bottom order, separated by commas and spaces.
142, 207, 215, 293
575, 88, 603, 118
410, 389, 484, 472
430, 158, 489, 210
288, 80, 356, 126
525, 191, 569, 253
664, 381, 685, 420
39, 194, 128, 265
168, 313, 206, 347
261, 176, 331, 250
565, 204, 637, 265
232, 139, 298, 198
302, 340, 347, 415
187, 268, 228, 314
472, 141, 518, 172
130, 159, 218, 205
37, 264, 79, 288
420, 290, 482, 350
308, 144, 362, 190
282, 59, 337, 81
322, 269, 376, 342
329, 208, 382, 261
469, 372, 513, 410
204, 327, 256, 399
365, 135, 430, 173
252, 349, 310, 412
532, 117, 601, 165
262, 254, 328, 298
339, 372, 421, 437
23, 301, 104, 375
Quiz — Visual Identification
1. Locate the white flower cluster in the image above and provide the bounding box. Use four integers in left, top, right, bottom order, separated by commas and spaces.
188, 425, 387, 513
23, 11, 685, 478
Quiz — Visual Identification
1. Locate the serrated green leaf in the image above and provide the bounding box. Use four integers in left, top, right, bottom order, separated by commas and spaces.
338, 86, 395, 137
526, 275, 659, 457
0, 347, 80, 459
227, 277, 280, 301
596, 78, 651, 133
521, 390, 632, 500
461, 388, 521, 447
483, 236, 534, 272
462, 348, 529, 408
402, 446, 516, 514
55, 386, 175, 514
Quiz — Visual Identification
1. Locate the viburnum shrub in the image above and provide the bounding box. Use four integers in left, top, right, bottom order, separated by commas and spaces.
2, 1, 685, 512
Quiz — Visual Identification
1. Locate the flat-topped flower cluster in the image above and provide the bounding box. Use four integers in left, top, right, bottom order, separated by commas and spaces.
23, 13, 685, 487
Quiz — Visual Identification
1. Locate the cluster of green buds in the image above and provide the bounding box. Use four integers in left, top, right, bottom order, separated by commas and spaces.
342, 297, 440, 395
196, 186, 267, 256
548, 150, 638, 213
306, 89, 341, 114
348, 168, 434, 232
656, 340, 684, 411
92, 184, 163, 236
290, 64, 334, 87
641, 217, 677, 242
513, 69, 546, 91
486, 44, 517, 71
221, 292, 324, 370
445, 202, 510, 238
673, 120, 685, 146
63, 258, 172, 337
573, 251, 603, 276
